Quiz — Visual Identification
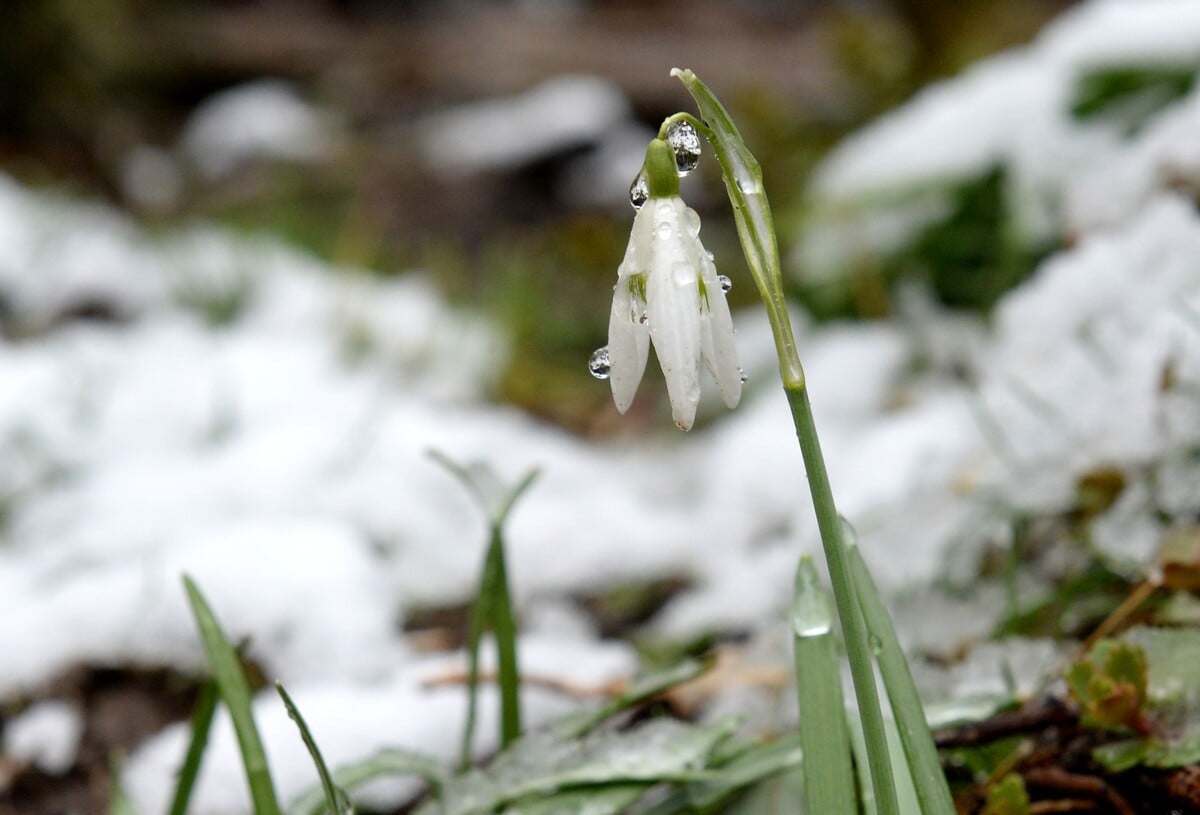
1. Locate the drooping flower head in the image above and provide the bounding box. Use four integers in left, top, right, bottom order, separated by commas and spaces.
604, 138, 741, 431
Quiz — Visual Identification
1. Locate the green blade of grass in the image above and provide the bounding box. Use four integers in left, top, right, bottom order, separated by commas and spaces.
276, 681, 353, 815
460, 531, 523, 767
167, 680, 219, 815
848, 544, 956, 815
460, 565, 487, 770
792, 556, 858, 815
286, 748, 446, 815
488, 530, 521, 748
182, 575, 282, 815
555, 658, 707, 739
428, 452, 538, 768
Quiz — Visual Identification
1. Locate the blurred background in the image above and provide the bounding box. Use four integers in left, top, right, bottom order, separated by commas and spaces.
0, 0, 1072, 432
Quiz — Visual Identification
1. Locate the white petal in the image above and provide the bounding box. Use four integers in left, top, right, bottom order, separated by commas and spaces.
647, 199, 702, 430
698, 251, 742, 409
607, 276, 649, 413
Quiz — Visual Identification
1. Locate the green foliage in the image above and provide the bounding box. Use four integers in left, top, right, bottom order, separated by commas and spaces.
276, 682, 354, 815
167, 680, 219, 815
800, 167, 1049, 321
428, 452, 539, 768
1066, 638, 1149, 733
1090, 627, 1200, 771
981, 774, 1029, 815
791, 556, 856, 815
415, 718, 738, 815
849, 545, 956, 815
1070, 66, 1197, 129
287, 749, 446, 815
183, 575, 282, 815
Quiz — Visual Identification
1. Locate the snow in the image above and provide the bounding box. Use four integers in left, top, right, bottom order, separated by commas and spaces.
1, 0, 1200, 809
180, 80, 339, 180
799, 0, 1200, 273
419, 75, 631, 174
3, 700, 84, 775
125, 637, 636, 814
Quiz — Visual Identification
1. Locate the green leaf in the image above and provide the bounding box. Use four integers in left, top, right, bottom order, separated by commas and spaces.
500, 783, 650, 815
1067, 638, 1148, 732
1086, 628, 1200, 770
421, 717, 738, 815
276, 682, 353, 815
638, 734, 804, 815
848, 546, 956, 815
791, 556, 857, 815
1070, 66, 1196, 128
182, 575, 282, 815
285, 748, 446, 815
428, 451, 539, 766
554, 658, 707, 739
167, 680, 219, 815
981, 773, 1029, 815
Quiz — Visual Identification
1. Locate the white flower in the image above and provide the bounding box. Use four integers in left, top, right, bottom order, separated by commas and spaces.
607, 197, 742, 430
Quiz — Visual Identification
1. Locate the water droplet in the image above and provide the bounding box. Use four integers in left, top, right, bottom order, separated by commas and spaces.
868, 634, 883, 656
666, 120, 702, 176
738, 368, 748, 383
656, 222, 673, 241
718, 274, 732, 292
588, 346, 611, 379
629, 173, 648, 209
683, 207, 701, 237
735, 169, 761, 195
672, 261, 696, 286
656, 201, 673, 218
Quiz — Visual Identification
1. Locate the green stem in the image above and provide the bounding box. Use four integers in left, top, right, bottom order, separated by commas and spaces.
786, 386, 901, 815
849, 545, 957, 815
489, 530, 522, 747
459, 529, 523, 770
167, 681, 219, 815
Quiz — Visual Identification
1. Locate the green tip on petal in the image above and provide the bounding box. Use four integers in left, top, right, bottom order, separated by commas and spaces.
644, 139, 679, 199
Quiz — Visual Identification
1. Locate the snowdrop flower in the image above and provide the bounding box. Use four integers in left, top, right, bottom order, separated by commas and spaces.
607, 139, 741, 430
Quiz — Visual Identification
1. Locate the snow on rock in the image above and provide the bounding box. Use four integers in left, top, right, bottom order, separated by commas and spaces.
3, 700, 84, 775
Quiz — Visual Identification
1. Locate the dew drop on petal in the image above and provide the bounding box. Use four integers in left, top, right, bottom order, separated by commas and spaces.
656, 222, 673, 241
629, 173, 648, 210
718, 274, 732, 292
672, 261, 697, 286
739, 367, 748, 383
666, 120, 702, 176
683, 207, 701, 237
588, 346, 612, 379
